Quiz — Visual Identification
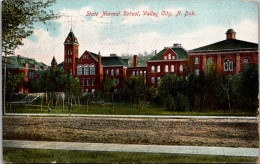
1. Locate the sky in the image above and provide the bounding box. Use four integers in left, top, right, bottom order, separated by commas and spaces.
14, 0, 258, 65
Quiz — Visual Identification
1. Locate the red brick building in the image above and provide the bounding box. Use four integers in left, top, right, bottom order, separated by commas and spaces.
62, 30, 130, 93
60, 28, 258, 91
2, 55, 48, 93
189, 29, 258, 76
146, 44, 189, 86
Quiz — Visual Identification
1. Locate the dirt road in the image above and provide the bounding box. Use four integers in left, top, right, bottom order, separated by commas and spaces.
3, 116, 259, 148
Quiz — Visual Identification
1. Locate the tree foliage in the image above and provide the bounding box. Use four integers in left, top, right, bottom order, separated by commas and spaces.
2, 0, 58, 54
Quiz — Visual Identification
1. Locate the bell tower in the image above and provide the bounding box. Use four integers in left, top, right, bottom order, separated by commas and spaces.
64, 29, 79, 75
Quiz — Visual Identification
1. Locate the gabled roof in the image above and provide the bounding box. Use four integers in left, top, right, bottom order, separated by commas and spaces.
101, 56, 128, 66
190, 39, 258, 52
150, 47, 188, 60
57, 61, 64, 69
2, 55, 47, 70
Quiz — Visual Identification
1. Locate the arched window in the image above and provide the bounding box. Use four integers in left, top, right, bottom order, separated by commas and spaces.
244, 58, 249, 70
111, 69, 114, 76
77, 65, 82, 75
151, 66, 155, 73
106, 69, 109, 76
165, 65, 168, 72
157, 65, 160, 72
116, 69, 119, 76
84, 65, 89, 75
224, 59, 233, 71
180, 64, 183, 72
90, 64, 95, 75
171, 65, 174, 72
168, 53, 171, 60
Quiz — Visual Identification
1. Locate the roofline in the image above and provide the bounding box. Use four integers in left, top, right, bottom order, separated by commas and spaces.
189, 48, 258, 53
147, 59, 187, 62
189, 50, 258, 55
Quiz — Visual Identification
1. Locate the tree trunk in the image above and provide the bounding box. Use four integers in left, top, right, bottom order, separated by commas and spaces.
3, 52, 7, 115
86, 98, 89, 112
227, 89, 231, 113
62, 98, 64, 112
78, 96, 80, 105
130, 96, 132, 110
55, 99, 58, 109
45, 90, 48, 104
40, 98, 43, 112
112, 93, 114, 112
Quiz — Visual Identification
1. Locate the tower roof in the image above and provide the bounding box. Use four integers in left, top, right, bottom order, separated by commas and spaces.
51, 56, 57, 65
226, 29, 236, 34
64, 30, 78, 44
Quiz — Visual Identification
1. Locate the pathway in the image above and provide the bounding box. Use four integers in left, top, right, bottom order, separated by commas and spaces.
4, 113, 257, 120
3, 140, 259, 157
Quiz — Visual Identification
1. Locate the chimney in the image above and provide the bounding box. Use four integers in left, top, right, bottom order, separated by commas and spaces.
133, 55, 138, 67
173, 44, 182, 48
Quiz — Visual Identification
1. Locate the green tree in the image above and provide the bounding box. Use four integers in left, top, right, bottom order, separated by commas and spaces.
2, 0, 58, 114
103, 78, 116, 111
240, 64, 258, 113
65, 75, 82, 112
6, 72, 24, 111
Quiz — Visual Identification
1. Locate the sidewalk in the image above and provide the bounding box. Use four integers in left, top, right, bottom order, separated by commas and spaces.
4, 113, 257, 120
3, 140, 259, 157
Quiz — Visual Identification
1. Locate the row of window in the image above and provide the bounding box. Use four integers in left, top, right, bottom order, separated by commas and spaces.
82, 79, 95, 86
151, 65, 183, 73
65, 58, 73, 63
66, 49, 73, 55
82, 89, 95, 93
224, 58, 249, 72
106, 69, 120, 76
77, 65, 95, 75
164, 53, 176, 60
132, 70, 146, 76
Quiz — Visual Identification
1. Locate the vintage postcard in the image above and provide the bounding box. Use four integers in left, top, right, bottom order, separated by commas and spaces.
2, 0, 259, 163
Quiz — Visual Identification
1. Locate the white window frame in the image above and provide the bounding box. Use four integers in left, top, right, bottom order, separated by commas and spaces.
77, 65, 82, 76
165, 65, 168, 72
171, 65, 174, 72
157, 65, 160, 73
151, 66, 155, 73
180, 64, 183, 72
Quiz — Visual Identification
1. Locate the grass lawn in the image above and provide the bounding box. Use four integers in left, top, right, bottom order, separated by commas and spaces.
3, 148, 257, 163
8, 103, 256, 116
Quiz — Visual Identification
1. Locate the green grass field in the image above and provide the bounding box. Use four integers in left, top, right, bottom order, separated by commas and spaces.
3, 148, 257, 163
8, 103, 256, 116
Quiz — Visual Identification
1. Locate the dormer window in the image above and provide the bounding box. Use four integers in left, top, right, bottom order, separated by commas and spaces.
168, 53, 171, 60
